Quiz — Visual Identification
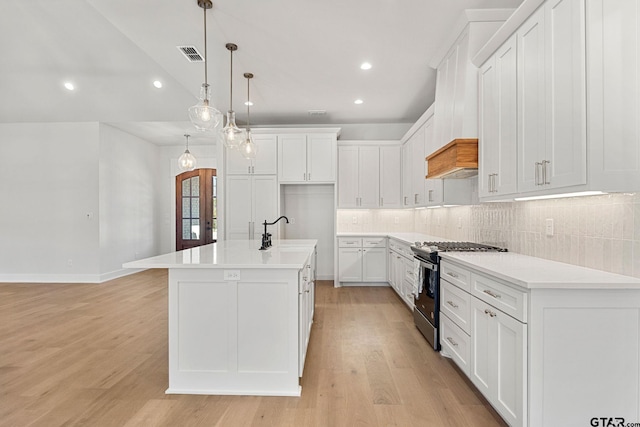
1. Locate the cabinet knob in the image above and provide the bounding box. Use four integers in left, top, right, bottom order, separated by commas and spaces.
484, 309, 497, 317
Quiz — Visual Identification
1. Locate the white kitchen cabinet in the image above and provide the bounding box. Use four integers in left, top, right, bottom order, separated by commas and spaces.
225, 175, 278, 240
387, 238, 415, 308
225, 133, 277, 175
517, 0, 586, 193
278, 133, 337, 183
478, 35, 518, 199
337, 237, 387, 284
402, 126, 425, 207
337, 143, 401, 208
470, 296, 527, 427
298, 252, 315, 377
379, 146, 402, 208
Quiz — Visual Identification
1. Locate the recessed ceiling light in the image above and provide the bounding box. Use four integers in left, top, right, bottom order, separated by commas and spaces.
153, 80, 163, 88
64, 82, 75, 91
354, 99, 364, 105
244, 101, 253, 106
360, 62, 372, 70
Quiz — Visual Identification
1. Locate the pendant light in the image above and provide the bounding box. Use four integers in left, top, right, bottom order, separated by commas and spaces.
178, 134, 197, 171
188, 0, 221, 131
221, 43, 246, 149
240, 72, 257, 160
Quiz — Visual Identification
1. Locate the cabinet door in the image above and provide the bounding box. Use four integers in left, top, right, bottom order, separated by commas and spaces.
252, 134, 278, 175
338, 248, 362, 282
402, 141, 413, 207
252, 175, 278, 240
225, 175, 252, 239
544, 0, 586, 189
411, 126, 426, 206
278, 134, 307, 182
517, 7, 546, 192
226, 148, 252, 175
358, 146, 380, 208
362, 248, 386, 282
307, 134, 336, 182
479, 55, 497, 198
494, 36, 518, 196
387, 249, 395, 285
470, 297, 492, 398
379, 146, 402, 208
493, 304, 526, 427
337, 146, 359, 208
423, 117, 443, 206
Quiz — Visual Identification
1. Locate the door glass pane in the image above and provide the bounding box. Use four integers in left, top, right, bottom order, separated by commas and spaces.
182, 219, 191, 240
191, 176, 200, 196
182, 179, 190, 195
191, 198, 200, 219
182, 198, 191, 219
191, 219, 200, 239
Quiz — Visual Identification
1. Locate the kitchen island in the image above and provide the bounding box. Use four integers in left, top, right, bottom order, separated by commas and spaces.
124, 239, 317, 396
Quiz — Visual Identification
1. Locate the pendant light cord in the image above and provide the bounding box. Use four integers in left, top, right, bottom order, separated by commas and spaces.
229, 49, 233, 110
203, 7, 208, 87
246, 76, 251, 132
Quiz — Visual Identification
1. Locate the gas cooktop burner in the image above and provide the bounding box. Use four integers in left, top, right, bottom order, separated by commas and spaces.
411, 241, 508, 256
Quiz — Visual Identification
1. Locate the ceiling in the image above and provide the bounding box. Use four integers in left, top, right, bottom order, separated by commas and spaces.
0, 0, 523, 145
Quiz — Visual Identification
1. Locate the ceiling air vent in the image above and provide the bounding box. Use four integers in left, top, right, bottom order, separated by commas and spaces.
177, 46, 204, 62
308, 110, 327, 116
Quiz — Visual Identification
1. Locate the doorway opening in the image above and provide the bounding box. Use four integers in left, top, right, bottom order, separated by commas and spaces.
175, 168, 217, 251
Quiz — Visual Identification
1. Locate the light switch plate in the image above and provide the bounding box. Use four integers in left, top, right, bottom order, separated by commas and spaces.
545, 218, 554, 236
224, 270, 241, 281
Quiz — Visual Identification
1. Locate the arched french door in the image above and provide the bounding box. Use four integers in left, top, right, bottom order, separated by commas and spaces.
175, 168, 217, 251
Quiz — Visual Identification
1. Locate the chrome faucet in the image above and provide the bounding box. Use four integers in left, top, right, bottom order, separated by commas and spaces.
259, 216, 289, 250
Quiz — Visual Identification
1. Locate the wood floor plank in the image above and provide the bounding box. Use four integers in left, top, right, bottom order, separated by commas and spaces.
0, 273, 506, 427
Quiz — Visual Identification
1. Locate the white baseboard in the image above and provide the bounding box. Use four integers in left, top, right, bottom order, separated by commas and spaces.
0, 273, 102, 284
99, 268, 145, 283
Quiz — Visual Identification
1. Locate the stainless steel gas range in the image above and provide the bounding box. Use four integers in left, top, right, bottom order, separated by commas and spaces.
410, 241, 507, 350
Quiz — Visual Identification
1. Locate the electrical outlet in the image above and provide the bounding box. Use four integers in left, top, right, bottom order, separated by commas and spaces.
394, 217, 399, 224
67, 259, 73, 266
289, 217, 295, 224
224, 270, 241, 281
545, 218, 554, 236
352, 216, 357, 224
457, 217, 463, 229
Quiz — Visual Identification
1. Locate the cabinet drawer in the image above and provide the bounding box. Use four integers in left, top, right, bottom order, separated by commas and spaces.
440, 313, 470, 376
471, 273, 528, 323
440, 280, 471, 335
363, 237, 386, 248
440, 261, 471, 292
338, 237, 362, 248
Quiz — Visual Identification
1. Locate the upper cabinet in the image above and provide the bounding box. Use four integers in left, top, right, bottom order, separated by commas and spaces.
226, 133, 278, 175
278, 132, 337, 183
337, 142, 402, 209
477, 0, 640, 200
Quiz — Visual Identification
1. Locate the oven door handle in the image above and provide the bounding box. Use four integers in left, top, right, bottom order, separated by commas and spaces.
417, 259, 438, 272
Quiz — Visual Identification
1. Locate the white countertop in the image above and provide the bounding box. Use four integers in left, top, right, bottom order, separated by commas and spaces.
123, 239, 317, 270
440, 252, 640, 290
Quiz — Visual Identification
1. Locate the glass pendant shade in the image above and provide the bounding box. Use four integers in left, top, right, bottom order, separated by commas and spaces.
222, 110, 245, 149
178, 134, 197, 172
240, 131, 257, 160
189, 84, 221, 131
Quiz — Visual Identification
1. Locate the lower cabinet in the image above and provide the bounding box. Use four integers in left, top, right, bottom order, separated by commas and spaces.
298, 256, 315, 377
470, 297, 527, 427
388, 239, 416, 308
337, 237, 387, 283
441, 259, 527, 427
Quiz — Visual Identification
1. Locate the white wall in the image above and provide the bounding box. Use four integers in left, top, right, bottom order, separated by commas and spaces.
98, 124, 162, 280
0, 122, 101, 282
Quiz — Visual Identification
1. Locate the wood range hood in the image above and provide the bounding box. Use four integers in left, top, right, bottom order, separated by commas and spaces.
426, 138, 478, 179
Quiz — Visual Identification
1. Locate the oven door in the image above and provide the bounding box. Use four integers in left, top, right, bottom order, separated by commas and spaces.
413, 256, 440, 350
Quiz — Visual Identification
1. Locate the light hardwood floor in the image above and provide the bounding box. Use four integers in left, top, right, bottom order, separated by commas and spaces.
0, 270, 506, 427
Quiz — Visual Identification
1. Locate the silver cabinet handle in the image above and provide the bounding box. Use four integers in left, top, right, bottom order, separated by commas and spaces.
380, 197, 383, 206
483, 289, 501, 299
308, 172, 310, 181
535, 162, 541, 185
446, 300, 458, 309
446, 337, 459, 347
248, 166, 251, 174
252, 166, 255, 174
403, 196, 407, 206
484, 309, 497, 317
414, 193, 418, 204
446, 272, 459, 278
543, 160, 550, 184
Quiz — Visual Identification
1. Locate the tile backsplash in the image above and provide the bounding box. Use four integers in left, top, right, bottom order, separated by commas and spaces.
337, 193, 640, 278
